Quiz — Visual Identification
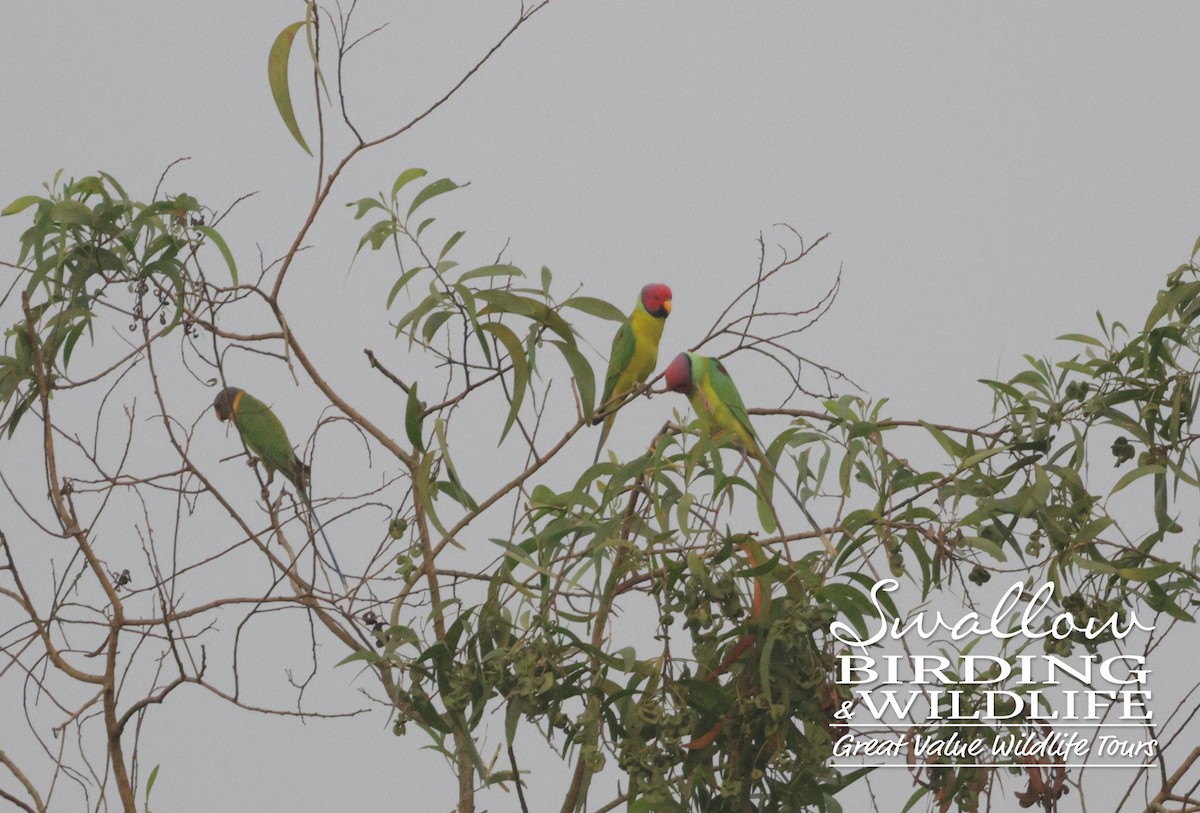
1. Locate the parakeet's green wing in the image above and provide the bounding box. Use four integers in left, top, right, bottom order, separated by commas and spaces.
233, 392, 305, 486
600, 319, 637, 409
705, 358, 762, 452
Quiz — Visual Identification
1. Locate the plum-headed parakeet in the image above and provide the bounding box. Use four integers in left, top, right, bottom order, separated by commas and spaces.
593, 283, 672, 462
663, 352, 834, 554
213, 386, 347, 588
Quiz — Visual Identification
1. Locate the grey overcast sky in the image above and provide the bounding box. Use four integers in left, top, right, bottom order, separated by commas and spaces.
3, 3, 1200, 811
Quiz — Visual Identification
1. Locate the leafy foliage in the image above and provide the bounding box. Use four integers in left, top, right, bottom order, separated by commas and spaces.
3, 5, 1200, 813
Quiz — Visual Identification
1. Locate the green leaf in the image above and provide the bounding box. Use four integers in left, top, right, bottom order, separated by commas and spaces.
921, 421, 965, 461
434, 419, 477, 511
347, 197, 385, 220
1117, 563, 1176, 582
1071, 554, 1117, 575
550, 339, 595, 421
959, 446, 1007, 470
1110, 464, 1165, 496
395, 291, 443, 343
755, 463, 778, 534
267, 21, 312, 155
1056, 332, 1105, 347
505, 701, 521, 745
2, 195, 42, 217
407, 178, 462, 219
414, 452, 450, 538
386, 265, 424, 309
421, 310, 453, 346
458, 263, 524, 284
391, 168, 427, 201
144, 763, 160, 812
61, 320, 89, 369
405, 381, 424, 452
194, 225, 238, 286
1145, 281, 1200, 331
959, 535, 1007, 562
452, 284, 491, 365
561, 296, 626, 323
338, 647, 384, 666
480, 322, 527, 443
901, 786, 932, 813
50, 199, 94, 226
438, 230, 464, 261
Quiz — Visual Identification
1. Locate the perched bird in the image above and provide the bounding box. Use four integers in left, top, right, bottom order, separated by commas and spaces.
663, 352, 835, 554
593, 283, 673, 463
212, 386, 347, 589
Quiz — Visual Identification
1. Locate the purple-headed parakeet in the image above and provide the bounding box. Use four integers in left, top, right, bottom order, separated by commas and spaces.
593, 283, 672, 462
664, 353, 834, 554
213, 386, 347, 588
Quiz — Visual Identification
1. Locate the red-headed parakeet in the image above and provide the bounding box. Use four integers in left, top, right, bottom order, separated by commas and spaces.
213, 386, 347, 588
593, 283, 672, 462
664, 352, 834, 554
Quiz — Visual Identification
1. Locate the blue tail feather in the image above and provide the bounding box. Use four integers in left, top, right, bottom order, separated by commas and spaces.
297, 486, 348, 591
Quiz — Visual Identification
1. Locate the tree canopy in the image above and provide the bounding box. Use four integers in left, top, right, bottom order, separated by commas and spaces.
2, 5, 1199, 813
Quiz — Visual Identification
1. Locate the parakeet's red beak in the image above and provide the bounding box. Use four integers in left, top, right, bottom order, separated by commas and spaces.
664, 353, 692, 394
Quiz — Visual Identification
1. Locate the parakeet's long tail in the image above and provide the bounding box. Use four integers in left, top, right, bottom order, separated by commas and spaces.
298, 487, 349, 591
593, 413, 615, 465
752, 452, 837, 557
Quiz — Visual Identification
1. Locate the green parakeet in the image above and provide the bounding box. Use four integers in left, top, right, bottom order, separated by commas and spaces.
664, 352, 834, 554
593, 283, 672, 463
213, 386, 347, 588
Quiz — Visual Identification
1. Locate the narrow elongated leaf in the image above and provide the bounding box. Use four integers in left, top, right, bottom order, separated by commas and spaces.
1109, 464, 1164, 496
407, 178, 461, 218
959, 446, 1007, 469
421, 310, 453, 345
347, 197, 386, 220
414, 452, 450, 538
386, 265, 425, 309
561, 296, 626, 323
438, 230, 464, 261
395, 291, 443, 342
2, 195, 42, 217
1145, 281, 1200, 331
435, 419, 477, 511
1071, 553, 1117, 575
959, 535, 1007, 562
458, 264, 523, 284
267, 21, 312, 155
550, 339, 595, 421
406, 382, 424, 451
50, 200, 94, 226
1118, 563, 1176, 582
194, 225, 237, 286
391, 168, 427, 201
453, 284, 491, 365
480, 322, 527, 443
1056, 332, 1105, 347
921, 420, 965, 461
